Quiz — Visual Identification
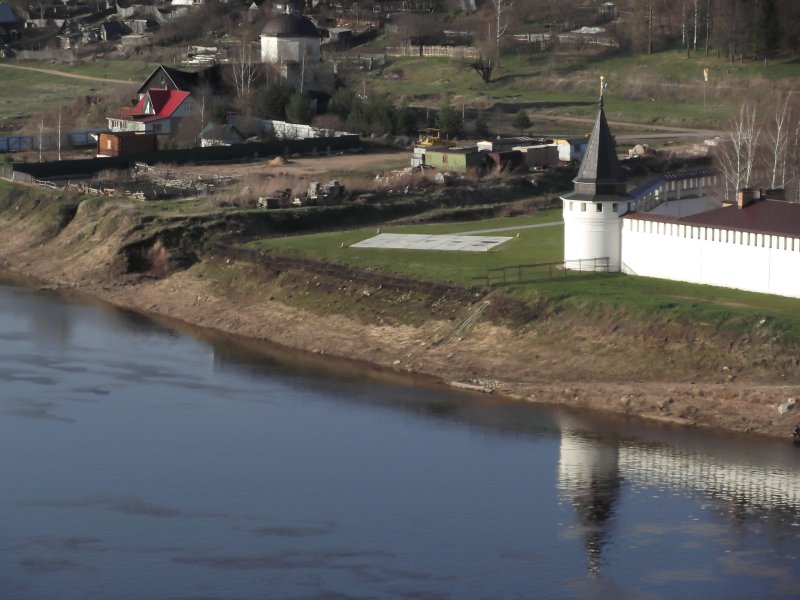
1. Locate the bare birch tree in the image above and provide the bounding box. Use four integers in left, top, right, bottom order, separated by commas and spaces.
718, 101, 761, 199
765, 90, 793, 190
489, 0, 512, 56
231, 38, 259, 102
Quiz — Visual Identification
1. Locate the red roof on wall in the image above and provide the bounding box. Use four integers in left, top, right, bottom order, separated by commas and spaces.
131, 88, 191, 122
625, 199, 800, 238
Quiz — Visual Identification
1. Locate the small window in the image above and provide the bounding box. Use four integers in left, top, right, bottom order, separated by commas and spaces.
612, 203, 618, 212
596, 203, 602, 212
569, 201, 573, 211
580, 203, 587, 212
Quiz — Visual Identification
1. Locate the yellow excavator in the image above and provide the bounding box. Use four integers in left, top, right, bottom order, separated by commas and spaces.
417, 128, 456, 147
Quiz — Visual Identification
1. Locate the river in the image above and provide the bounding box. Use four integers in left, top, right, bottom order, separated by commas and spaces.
2, 277, 800, 599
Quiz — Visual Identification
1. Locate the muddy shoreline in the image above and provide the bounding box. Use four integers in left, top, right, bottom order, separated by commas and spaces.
2, 255, 799, 443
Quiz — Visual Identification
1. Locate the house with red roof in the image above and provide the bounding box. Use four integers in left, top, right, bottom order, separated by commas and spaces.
107, 88, 194, 135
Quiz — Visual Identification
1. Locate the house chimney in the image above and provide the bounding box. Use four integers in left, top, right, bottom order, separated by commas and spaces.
737, 188, 755, 209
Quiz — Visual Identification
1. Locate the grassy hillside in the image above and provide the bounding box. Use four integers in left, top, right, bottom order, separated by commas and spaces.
363, 48, 800, 128
0, 60, 154, 125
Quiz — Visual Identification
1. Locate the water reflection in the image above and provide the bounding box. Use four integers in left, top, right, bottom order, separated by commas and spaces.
557, 413, 800, 580
4, 274, 800, 598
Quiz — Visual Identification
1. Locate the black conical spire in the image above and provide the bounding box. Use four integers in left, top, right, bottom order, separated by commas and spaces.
572, 104, 626, 197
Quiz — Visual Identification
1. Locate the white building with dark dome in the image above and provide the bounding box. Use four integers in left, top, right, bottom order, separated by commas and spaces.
260, 12, 321, 65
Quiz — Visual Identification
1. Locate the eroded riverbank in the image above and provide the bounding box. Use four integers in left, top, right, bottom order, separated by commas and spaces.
1, 185, 799, 440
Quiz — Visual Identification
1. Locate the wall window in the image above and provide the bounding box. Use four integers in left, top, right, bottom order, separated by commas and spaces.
569, 201, 573, 211
581, 203, 587, 212
612, 203, 618, 212
596, 203, 602, 212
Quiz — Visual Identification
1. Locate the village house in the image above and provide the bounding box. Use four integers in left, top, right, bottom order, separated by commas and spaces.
0, 2, 19, 42
107, 87, 194, 134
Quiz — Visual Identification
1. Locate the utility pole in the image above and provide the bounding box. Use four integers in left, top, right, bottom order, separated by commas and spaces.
39, 119, 43, 163
57, 106, 62, 161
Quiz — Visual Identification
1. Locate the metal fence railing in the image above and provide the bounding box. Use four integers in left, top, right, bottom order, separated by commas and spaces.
474, 257, 611, 288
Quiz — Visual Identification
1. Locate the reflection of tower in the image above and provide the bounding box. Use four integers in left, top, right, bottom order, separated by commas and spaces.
29, 295, 72, 350
558, 431, 622, 576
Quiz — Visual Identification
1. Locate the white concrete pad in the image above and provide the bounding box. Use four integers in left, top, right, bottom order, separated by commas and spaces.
350, 233, 512, 252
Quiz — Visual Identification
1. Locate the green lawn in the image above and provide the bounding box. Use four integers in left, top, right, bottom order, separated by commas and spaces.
249, 211, 565, 285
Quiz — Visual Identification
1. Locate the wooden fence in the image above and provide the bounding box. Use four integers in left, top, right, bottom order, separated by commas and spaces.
385, 45, 479, 59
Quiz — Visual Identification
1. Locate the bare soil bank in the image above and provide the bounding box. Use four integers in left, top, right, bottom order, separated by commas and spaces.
1, 191, 799, 441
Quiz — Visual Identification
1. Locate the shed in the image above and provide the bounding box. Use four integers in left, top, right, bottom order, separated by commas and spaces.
423, 145, 483, 172
97, 131, 158, 157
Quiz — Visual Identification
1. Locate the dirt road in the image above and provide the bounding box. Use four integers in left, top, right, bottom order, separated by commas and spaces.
176, 151, 412, 179
0, 63, 135, 84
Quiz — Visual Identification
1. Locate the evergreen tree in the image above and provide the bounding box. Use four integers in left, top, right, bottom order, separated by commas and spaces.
435, 105, 463, 139
754, 0, 780, 61
474, 112, 490, 138
286, 93, 313, 124
255, 81, 292, 120
364, 95, 395, 134
394, 105, 417, 136
511, 109, 531, 134
329, 87, 358, 121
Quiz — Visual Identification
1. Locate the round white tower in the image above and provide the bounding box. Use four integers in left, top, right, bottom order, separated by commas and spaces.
561, 101, 627, 272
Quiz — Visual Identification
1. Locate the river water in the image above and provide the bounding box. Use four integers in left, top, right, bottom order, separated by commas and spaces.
2, 277, 800, 600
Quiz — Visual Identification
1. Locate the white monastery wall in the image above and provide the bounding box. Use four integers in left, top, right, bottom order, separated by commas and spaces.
622, 219, 800, 298
563, 199, 623, 270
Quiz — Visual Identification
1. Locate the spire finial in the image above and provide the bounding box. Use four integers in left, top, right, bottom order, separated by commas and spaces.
599, 75, 606, 109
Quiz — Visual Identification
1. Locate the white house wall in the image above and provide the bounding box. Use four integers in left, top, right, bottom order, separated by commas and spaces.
260, 35, 320, 64
622, 219, 800, 298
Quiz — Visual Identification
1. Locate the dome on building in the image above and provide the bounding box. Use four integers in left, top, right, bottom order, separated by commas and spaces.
261, 13, 319, 38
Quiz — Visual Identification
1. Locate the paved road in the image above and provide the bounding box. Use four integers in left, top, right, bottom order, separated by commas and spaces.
0, 63, 134, 84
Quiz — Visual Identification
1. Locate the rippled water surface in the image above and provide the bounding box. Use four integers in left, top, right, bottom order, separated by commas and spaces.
2, 278, 800, 599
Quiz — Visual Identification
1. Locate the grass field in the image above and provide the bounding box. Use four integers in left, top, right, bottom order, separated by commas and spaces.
0, 60, 154, 124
